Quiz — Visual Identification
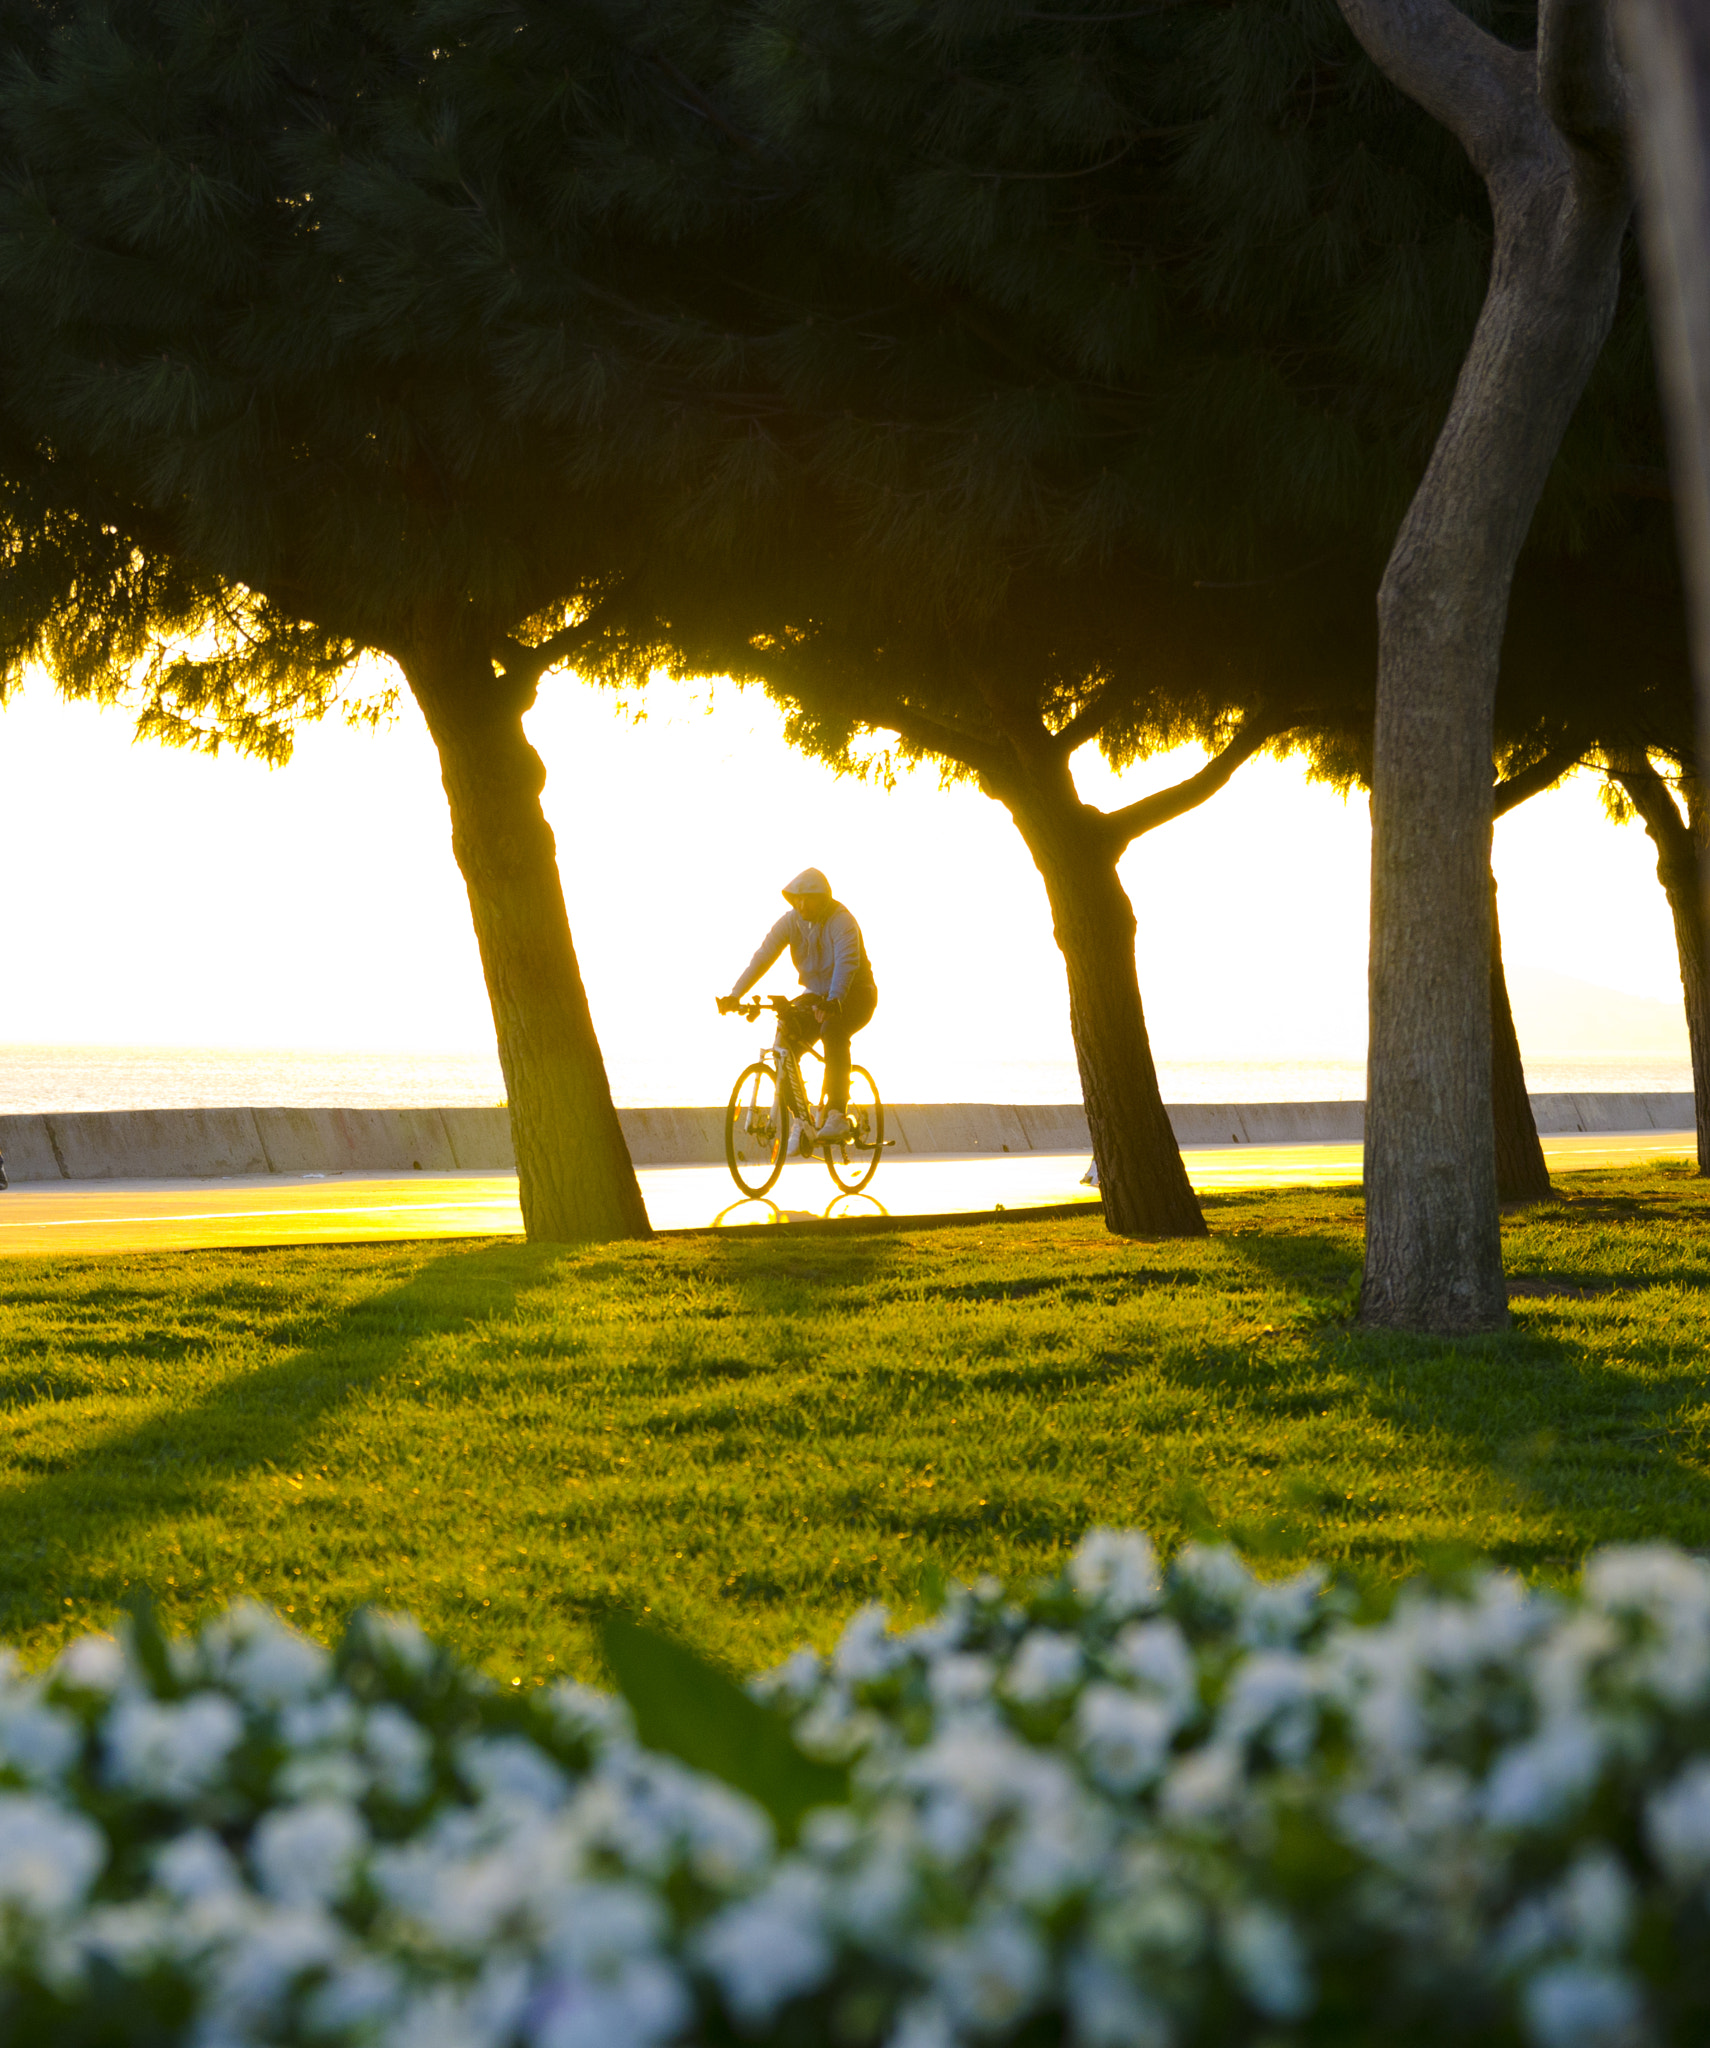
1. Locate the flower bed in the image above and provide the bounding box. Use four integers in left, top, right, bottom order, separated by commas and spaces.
2, 1531, 1708, 2046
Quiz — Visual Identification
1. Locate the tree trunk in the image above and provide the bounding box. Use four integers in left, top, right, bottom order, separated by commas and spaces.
1614, 760, 1710, 1172
1341, 0, 1631, 1332
1617, 0, 1710, 775
1617, 0, 1710, 1175
401, 629, 652, 1244
1489, 872, 1553, 1203
1001, 765, 1206, 1239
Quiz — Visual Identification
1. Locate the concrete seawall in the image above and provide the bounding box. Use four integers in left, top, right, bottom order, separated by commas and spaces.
0, 1093, 1693, 1183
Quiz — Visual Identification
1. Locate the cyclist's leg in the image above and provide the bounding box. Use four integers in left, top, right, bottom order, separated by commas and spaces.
779, 995, 820, 1055
824, 984, 876, 1110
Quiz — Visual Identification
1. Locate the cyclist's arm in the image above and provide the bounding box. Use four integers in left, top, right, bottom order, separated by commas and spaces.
728, 915, 792, 1000
822, 910, 860, 1005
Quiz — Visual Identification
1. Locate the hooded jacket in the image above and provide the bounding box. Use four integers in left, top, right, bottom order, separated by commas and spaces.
731, 868, 876, 1005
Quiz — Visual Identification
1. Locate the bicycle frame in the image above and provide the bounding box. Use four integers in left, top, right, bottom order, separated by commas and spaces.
721, 993, 886, 1198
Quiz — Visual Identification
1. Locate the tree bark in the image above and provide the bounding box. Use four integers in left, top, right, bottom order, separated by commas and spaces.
1613, 758, 1710, 1172
1338, 0, 1630, 1331
1617, 0, 1710, 751
400, 627, 652, 1244
997, 752, 1206, 1239
1616, 0, 1710, 1176
1489, 871, 1553, 1202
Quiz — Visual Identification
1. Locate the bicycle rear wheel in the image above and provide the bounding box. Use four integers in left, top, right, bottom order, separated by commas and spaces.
725, 1062, 790, 1196
825, 1066, 884, 1194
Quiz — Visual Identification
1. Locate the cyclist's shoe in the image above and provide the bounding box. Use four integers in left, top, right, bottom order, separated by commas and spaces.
819, 1110, 856, 1144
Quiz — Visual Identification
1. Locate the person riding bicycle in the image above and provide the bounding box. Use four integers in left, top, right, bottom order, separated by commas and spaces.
717, 868, 878, 1142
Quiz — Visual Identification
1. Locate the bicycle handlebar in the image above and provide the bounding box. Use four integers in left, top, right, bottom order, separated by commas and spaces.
717, 994, 792, 1022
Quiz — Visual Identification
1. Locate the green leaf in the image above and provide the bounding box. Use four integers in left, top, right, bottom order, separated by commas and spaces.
599, 1615, 848, 1841
119, 1588, 175, 1697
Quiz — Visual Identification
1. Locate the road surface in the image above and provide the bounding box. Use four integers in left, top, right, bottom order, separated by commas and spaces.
0, 1128, 1692, 1256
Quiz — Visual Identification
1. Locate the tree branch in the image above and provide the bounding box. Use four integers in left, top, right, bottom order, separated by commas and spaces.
1539, 0, 1628, 167
494, 612, 612, 693
882, 699, 1008, 783
1492, 746, 1578, 816
1612, 750, 1699, 885
1335, 0, 1537, 176
1099, 719, 1282, 852
1050, 678, 1137, 755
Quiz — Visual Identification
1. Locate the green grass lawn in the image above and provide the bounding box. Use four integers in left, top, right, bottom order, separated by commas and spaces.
0, 1164, 1707, 1686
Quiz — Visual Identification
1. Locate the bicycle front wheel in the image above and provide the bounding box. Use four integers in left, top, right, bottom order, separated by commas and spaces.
825, 1066, 884, 1194
725, 1062, 790, 1197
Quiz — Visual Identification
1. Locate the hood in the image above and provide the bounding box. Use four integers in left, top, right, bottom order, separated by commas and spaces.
782, 868, 832, 902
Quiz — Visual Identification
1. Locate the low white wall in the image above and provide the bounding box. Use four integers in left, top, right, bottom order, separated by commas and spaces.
0, 1092, 1693, 1182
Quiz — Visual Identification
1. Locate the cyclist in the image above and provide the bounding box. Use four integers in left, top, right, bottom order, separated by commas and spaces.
717, 868, 878, 1141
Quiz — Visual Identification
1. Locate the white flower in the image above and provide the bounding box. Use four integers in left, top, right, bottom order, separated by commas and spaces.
1160, 1744, 1243, 1828
547, 1680, 633, 1752
538, 1882, 666, 1973
281, 1693, 360, 1751
104, 1691, 244, 1803
1093, 1852, 1206, 1965
833, 1605, 902, 1686
672, 1776, 775, 1891
1075, 1687, 1175, 1793
0, 1697, 81, 1787
828, 1836, 918, 1943
1222, 1902, 1312, 2021
929, 1653, 998, 1715
202, 1603, 331, 1707
1585, 1547, 1710, 1711
884, 1998, 957, 2048
1521, 1963, 1646, 2048
366, 1702, 434, 1804
252, 1799, 367, 1907
155, 1827, 242, 1901
1003, 1630, 1082, 1706
1068, 1529, 1162, 1620
379, 1957, 531, 2048
1484, 1722, 1604, 1832
695, 1867, 833, 2025
1559, 1850, 1633, 1957
1216, 1650, 1319, 1765
458, 1736, 569, 1813
997, 1781, 1110, 1911
1172, 1544, 1254, 1615
356, 1611, 435, 1677
1065, 1948, 1172, 2047
1106, 1620, 1198, 1723
375, 1827, 534, 1951
278, 1745, 369, 1804
928, 1911, 1047, 2030
52, 1634, 127, 1695
302, 1954, 405, 2034
1237, 1567, 1327, 1649
530, 1956, 692, 2048
1646, 1758, 1710, 1881
0, 1794, 105, 1917
752, 1649, 823, 1713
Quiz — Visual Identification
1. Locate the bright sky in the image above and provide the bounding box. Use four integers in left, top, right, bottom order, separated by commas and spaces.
0, 665, 1689, 1102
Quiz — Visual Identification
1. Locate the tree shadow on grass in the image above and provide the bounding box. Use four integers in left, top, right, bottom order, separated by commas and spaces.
0, 1238, 583, 1640
1214, 1221, 1710, 1566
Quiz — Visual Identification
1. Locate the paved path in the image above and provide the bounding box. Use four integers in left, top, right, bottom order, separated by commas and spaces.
0, 1128, 1693, 1257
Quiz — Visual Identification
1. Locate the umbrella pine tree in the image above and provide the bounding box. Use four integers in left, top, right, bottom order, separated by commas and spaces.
0, 0, 768, 1243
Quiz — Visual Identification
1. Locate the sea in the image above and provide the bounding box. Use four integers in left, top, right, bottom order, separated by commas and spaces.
0, 1044, 1693, 1115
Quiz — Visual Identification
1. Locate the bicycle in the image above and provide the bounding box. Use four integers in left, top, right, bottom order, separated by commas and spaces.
719, 995, 886, 1199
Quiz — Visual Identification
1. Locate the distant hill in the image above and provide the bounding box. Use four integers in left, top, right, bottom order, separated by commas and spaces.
1507, 964, 1689, 1056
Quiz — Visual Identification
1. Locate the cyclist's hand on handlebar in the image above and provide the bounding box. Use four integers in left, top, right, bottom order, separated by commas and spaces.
716, 995, 739, 1014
